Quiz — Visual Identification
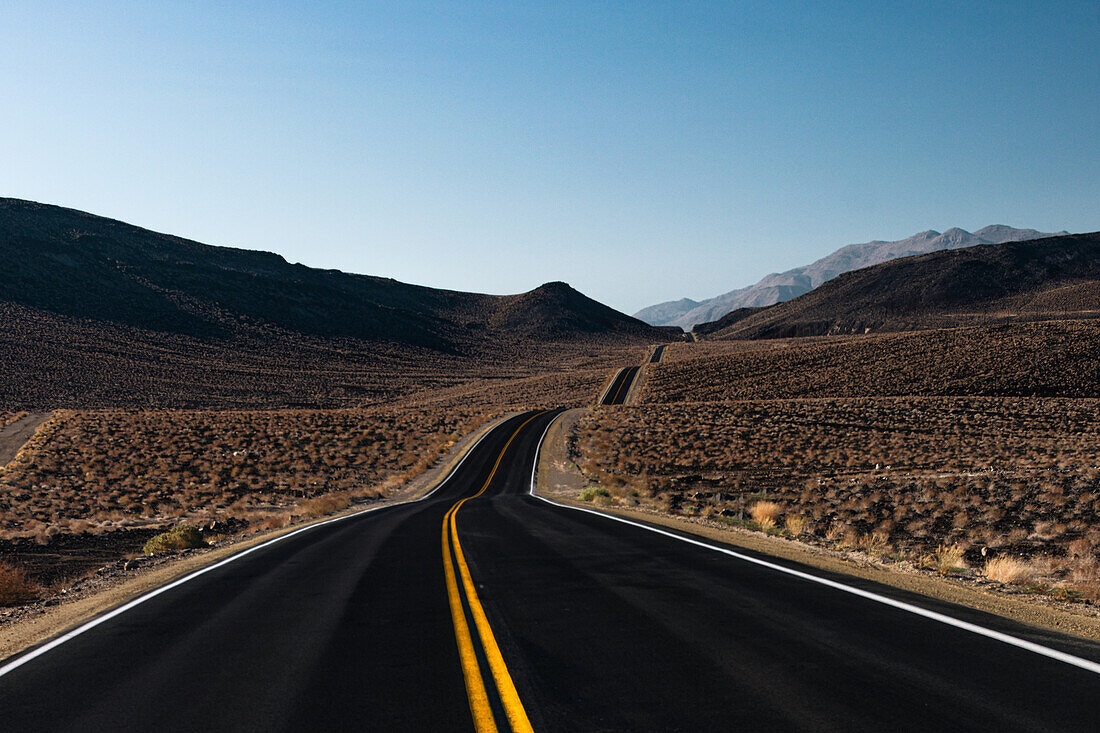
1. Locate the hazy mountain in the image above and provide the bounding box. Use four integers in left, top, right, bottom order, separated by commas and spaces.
633, 297, 700, 326
636, 226, 1066, 329
702, 232, 1100, 340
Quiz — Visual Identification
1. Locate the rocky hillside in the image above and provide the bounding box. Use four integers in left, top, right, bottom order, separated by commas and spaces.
701, 232, 1100, 340
0, 198, 663, 350
637, 225, 1064, 329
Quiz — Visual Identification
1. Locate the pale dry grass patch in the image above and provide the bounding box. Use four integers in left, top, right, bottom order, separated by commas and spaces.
983, 556, 1035, 585
922, 543, 967, 575
750, 501, 782, 528
783, 514, 807, 536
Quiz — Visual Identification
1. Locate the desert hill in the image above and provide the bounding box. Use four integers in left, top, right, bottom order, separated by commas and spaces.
0, 198, 662, 349
636, 225, 1063, 329
0, 198, 665, 408
700, 232, 1100, 340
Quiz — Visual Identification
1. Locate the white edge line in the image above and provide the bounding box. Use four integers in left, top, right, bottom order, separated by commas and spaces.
527, 412, 1100, 676
0, 412, 512, 679
595, 368, 625, 406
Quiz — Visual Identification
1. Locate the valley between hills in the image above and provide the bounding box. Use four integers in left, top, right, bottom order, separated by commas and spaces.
3, 200, 1100, 719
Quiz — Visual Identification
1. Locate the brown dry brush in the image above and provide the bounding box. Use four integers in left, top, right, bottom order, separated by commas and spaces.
572, 397, 1100, 595
0, 404, 495, 539
645, 321, 1100, 403
0, 560, 39, 606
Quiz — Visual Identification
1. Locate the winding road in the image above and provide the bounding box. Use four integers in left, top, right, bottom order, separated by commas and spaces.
2, 408, 1100, 731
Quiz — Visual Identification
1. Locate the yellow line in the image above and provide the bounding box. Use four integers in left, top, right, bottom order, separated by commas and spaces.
443, 505, 498, 733
450, 508, 535, 733
442, 412, 541, 732
610, 368, 631, 404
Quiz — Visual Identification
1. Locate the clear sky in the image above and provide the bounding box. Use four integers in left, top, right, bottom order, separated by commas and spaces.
3, 2, 1098, 314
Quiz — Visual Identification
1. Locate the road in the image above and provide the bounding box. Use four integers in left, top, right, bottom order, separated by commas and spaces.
0, 412, 51, 465
598, 366, 639, 406
3, 409, 1100, 731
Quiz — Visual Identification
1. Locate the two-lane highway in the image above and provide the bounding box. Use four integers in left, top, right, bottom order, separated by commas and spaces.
598, 367, 639, 406
0, 411, 562, 732
3, 407, 1100, 731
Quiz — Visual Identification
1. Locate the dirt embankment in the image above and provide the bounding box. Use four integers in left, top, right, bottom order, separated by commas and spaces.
0, 412, 51, 466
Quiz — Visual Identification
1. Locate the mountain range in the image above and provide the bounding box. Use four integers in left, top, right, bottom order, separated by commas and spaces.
636, 226, 1066, 329
701, 231, 1100, 340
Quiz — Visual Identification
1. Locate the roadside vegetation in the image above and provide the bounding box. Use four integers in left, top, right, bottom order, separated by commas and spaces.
0, 405, 495, 542
0, 560, 39, 606
571, 396, 1100, 603
142, 525, 206, 555
649, 321, 1100, 402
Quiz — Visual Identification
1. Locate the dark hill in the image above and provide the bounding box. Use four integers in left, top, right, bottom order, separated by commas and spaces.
0, 198, 664, 350
692, 306, 770, 337
0, 198, 667, 408
702, 232, 1100, 340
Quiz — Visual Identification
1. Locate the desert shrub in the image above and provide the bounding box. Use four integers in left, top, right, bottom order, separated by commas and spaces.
142, 525, 206, 555
983, 556, 1035, 585
253, 514, 288, 532
580, 487, 611, 502
571, 397, 1100, 560
858, 531, 890, 556
300, 495, 351, 519
784, 514, 807, 536
750, 501, 782, 529
646, 321, 1100, 402
0, 561, 39, 606
923, 543, 966, 575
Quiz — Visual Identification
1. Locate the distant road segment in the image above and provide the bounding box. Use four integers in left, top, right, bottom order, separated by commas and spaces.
598, 366, 639, 406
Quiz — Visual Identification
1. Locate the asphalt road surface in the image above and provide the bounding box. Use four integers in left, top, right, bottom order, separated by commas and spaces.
2, 409, 1100, 731
598, 366, 639, 406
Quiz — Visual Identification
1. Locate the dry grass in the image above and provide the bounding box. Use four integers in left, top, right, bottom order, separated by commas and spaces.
142, 525, 206, 555
570, 397, 1100, 562
924, 544, 967, 575
984, 556, 1036, 585
0, 405, 495, 538
0, 560, 39, 606
783, 514, 807, 536
750, 501, 782, 529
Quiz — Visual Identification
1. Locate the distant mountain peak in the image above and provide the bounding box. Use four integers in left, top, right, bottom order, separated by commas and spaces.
634, 225, 1064, 329
531, 280, 575, 295
703, 231, 1100, 340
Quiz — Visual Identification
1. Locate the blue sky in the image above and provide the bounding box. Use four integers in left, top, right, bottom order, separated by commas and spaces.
2, 2, 1098, 314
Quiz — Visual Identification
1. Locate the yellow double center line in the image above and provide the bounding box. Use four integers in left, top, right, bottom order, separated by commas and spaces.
443, 413, 540, 733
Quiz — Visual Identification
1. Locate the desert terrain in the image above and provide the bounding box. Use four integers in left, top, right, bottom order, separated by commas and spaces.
3, 203, 1100, 632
